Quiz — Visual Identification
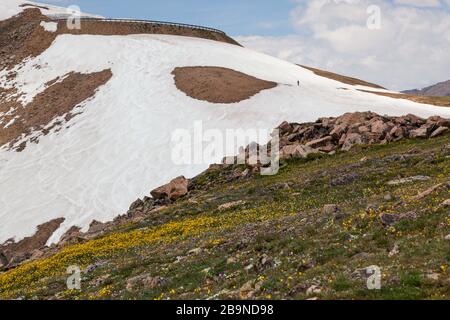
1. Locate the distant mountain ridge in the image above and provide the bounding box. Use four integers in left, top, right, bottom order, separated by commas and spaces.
403, 79, 450, 97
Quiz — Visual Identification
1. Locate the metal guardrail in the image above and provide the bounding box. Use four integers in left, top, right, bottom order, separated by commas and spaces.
47, 15, 227, 35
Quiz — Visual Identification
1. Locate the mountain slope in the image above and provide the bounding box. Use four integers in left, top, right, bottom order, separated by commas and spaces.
1, 1, 450, 247
403, 80, 450, 97
1, 128, 448, 300
299, 65, 385, 90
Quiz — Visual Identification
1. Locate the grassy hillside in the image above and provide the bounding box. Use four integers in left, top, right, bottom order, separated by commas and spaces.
359, 90, 450, 108
0, 135, 449, 300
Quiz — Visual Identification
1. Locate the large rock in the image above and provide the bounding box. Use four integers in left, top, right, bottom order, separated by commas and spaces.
306, 136, 333, 149
398, 114, 425, 126
151, 176, 189, 201
335, 112, 376, 126
427, 116, 450, 128
409, 126, 428, 138
380, 211, 418, 226
330, 124, 347, 140
59, 226, 83, 246
430, 126, 449, 138
410, 123, 436, 139
389, 126, 405, 141
280, 144, 318, 160
341, 133, 363, 151
370, 119, 390, 135
88, 220, 108, 234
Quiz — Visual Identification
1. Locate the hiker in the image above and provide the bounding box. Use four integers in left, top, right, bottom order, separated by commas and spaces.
297, 80, 300, 86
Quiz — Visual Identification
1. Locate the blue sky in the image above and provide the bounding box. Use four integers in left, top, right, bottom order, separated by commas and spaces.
41, 0, 297, 36
39, 0, 450, 90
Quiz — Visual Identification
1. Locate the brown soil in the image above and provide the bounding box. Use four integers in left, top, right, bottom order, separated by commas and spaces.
358, 90, 450, 108
171, 66, 277, 104
0, 69, 112, 151
57, 20, 240, 46
0, 9, 239, 149
0, 9, 58, 70
300, 65, 385, 89
0, 218, 64, 269
0, 9, 239, 72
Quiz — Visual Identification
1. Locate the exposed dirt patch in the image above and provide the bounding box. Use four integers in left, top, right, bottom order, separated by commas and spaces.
171, 66, 277, 104
300, 65, 385, 89
0, 8, 238, 72
0, 69, 112, 151
0, 9, 57, 70
0, 218, 65, 269
57, 20, 240, 46
358, 90, 450, 108
0, 9, 239, 149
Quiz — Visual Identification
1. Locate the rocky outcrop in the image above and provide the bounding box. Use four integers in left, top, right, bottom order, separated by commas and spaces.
150, 176, 189, 202
4, 112, 449, 270
0, 218, 64, 269
222, 112, 450, 171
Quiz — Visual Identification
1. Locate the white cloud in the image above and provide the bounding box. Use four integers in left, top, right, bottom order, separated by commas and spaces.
237, 0, 450, 90
394, 0, 440, 7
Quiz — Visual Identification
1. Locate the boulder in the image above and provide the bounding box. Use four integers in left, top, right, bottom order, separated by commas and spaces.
151, 176, 188, 201
59, 226, 82, 245
427, 116, 450, 128
322, 204, 340, 215
278, 121, 292, 134
370, 119, 389, 135
319, 143, 337, 153
410, 126, 428, 139
0, 252, 8, 269
306, 136, 333, 149
330, 124, 347, 140
88, 220, 108, 234
389, 126, 404, 140
380, 211, 418, 226
430, 126, 449, 138
335, 112, 375, 126
341, 133, 363, 151
398, 114, 424, 126
280, 144, 318, 160
129, 198, 144, 211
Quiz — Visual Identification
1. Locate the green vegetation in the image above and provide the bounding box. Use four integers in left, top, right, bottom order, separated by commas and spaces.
0, 135, 449, 300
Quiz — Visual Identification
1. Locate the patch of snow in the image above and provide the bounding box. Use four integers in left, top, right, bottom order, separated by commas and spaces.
0, 0, 23, 21
40, 21, 57, 32
1, 33, 449, 245
3, 116, 18, 129
0, 0, 101, 22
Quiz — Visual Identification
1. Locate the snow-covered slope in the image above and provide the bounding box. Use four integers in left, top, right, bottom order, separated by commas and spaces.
1, 3, 450, 245
0, 0, 101, 21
